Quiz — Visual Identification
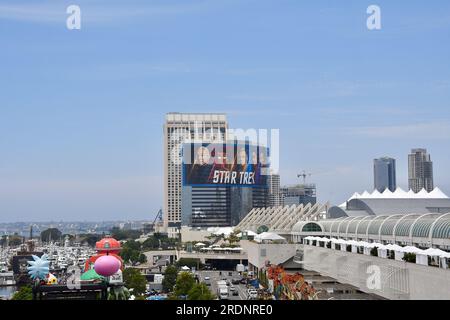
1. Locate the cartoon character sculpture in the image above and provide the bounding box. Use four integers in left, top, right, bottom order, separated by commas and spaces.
84, 237, 123, 272
108, 286, 131, 300
94, 255, 121, 277
27, 254, 50, 281
81, 236, 130, 300
46, 273, 58, 285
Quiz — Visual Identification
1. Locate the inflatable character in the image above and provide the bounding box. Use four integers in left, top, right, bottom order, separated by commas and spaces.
27, 254, 50, 281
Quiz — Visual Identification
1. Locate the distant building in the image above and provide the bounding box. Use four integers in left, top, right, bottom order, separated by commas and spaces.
267, 173, 281, 207
374, 157, 396, 192
409, 148, 434, 192
181, 141, 270, 228
163, 113, 227, 238
281, 184, 317, 206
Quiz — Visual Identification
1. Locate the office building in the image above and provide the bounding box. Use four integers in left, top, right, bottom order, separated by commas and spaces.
181, 141, 269, 228
408, 148, 434, 192
374, 157, 396, 192
163, 113, 227, 237
267, 173, 282, 207
281, 184, 317, 206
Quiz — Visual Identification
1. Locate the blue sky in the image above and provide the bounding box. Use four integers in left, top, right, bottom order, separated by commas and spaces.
1, 0, 450, 222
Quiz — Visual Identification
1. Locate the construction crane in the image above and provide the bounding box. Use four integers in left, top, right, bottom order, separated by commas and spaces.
297, 170, 312, 184
153, 209, 163, 225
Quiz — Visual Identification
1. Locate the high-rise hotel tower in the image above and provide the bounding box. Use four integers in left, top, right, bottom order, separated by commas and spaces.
163, 113, 227, 237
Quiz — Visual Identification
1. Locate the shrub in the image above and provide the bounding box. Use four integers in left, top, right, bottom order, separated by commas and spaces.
402, 253, 416, 263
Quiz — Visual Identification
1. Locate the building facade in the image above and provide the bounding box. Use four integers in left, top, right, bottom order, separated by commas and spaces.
181, 186, 268, 228
408, 148, 434, 192
180, 141, 270, 228
281, 184, 317, 206
163, 113, 227, 237
267, 173, 282, 207
374, 157, 396, 192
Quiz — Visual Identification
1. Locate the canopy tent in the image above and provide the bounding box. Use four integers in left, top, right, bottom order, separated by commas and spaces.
303, 236, 450, 269
211, 227, 235, 236
194, 242, 206, 247
254, 232, 286, 243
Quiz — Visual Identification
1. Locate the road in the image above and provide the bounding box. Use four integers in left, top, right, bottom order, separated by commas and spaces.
197, 270, 249, 300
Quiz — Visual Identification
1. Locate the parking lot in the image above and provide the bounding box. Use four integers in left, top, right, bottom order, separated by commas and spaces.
196, 270, 254, 300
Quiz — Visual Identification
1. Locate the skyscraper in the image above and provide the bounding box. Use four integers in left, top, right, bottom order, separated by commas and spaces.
373, 157, 397, 192
180, 141, 270, 228
408, 148, 434, 193
163, 113, 227, 238
267, 173, 281, 207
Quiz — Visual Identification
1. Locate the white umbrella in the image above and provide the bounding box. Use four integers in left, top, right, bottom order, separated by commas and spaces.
194, 242, 206, 247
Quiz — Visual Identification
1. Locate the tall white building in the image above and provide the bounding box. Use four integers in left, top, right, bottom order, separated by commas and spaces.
267, 173, 281, 207
163, 113, 227, 238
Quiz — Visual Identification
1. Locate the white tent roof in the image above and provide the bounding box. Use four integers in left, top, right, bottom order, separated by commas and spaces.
346, 187, 448, 201
385, 244, 404, 251
254, 232, 286, 242
422, 248, 450, 258
194, 242, 206, 247
211, 227, 235, 236
399, 246, 423, 254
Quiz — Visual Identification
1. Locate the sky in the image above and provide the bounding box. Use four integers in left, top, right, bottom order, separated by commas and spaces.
1, 0, 450, 222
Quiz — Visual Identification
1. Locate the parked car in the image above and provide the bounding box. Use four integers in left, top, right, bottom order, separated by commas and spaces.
204, 276, 210, 281
228, 271, 233, 276
229, 286, 236, 292
231, 278, 240, 285
232, 290, 239, 296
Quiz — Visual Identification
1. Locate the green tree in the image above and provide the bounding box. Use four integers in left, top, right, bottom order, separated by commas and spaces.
139, 254, 147, 264
111, 227, 142, 241
402, 252, 416, 263
142, 236, 159, 250
12, 286, 33, 300
187, 283, 215, 300
123, 240, 141, 251
40, 228, 62, 242
370, 247, 378, 257
162, 265, 178, 293
174, 272, 195, 297
123, 268, 147, 296
227, 230, 240, 245
120, 240, 145, 265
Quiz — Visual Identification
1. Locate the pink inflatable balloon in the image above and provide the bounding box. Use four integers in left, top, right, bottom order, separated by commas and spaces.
94, 255, 121, 277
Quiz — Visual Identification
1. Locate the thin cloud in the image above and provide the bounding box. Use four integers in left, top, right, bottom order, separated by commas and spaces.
0, 0, 238, 24
344, 122, 450, 140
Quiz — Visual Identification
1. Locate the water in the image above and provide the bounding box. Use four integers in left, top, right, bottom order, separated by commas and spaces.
0, 286, 17, 300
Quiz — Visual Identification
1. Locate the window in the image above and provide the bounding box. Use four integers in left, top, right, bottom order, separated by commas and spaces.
302, 223, 322, 232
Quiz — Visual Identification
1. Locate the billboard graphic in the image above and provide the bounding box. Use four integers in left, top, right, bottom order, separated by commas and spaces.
182, 142, 269, 187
